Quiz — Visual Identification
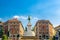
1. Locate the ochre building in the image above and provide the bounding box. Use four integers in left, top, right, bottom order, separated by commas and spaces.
34, 20, 55, 40
4, 18, 24, 40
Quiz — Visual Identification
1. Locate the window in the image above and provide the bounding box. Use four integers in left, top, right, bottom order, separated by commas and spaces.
15, 26, 16, 28
36, 35, 37, 36
0, 29, 1, 31
13, 35, 15, 37
46, 25, 48, 30
17, 34, 20, 37
39, 36, 41, 39
42, 35, 45, 39
39, 32, 40, 34
10, 22, 12, 24
0, 25, 2, 27
46, 32, 48, 34
14, 22, 15, 24
36, 28, 37, 31
59, 32, 60, 36
0, 25, 2, 31
17, 31, 19, 33
46, 36, 49, 39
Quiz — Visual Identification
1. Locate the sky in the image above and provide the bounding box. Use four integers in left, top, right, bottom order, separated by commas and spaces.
0, 0, 60, 28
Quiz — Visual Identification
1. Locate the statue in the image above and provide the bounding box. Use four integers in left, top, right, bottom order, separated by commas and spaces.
23, 16, 35, 36
28, 16, 31, 22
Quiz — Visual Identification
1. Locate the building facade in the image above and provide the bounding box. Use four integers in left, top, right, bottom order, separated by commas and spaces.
34, 20, 55, 40
55, 25, 60, 40
3, 22, 8, 36
0, 21, 3, 38
4, 18, 24, 40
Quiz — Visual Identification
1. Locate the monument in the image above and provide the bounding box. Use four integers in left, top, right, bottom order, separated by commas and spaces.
24, 16, 35, 36
21, 16, 38, 40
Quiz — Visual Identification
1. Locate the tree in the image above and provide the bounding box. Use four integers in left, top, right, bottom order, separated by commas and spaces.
0, 25, 3, 38
52, 36, 55, 40
25, 27, 27, 31
2, 34, 8, 40
7, 31, 9, 37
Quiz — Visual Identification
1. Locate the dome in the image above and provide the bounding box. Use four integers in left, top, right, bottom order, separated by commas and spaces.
24, 31, 35, 36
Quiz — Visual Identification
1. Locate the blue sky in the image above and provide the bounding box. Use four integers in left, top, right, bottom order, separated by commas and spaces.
0, 0, 60, 28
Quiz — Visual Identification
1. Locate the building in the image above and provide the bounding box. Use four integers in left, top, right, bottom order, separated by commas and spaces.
4, 18, 24, 40
55, 25, 60, 40
0, 21, 3, 40
34, 20, 55, 40
3, 22, 8, 36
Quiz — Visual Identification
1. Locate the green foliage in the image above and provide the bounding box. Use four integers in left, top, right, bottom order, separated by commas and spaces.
2, 34, 8, 40
0, 25, 3, 38
52, 36, 55, 40
25, 27, 27, 31
7, 31, 9, 37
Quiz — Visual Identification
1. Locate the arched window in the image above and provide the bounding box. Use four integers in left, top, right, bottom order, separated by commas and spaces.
42, 35, 45, 39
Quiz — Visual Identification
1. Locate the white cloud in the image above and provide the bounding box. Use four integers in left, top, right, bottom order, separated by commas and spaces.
13, 15, 20, 19
13, 15, 28, 20
13, 15, 39, 27
33, 17, 39, 20
20, 16, 28, 20
13, 15, 39, 20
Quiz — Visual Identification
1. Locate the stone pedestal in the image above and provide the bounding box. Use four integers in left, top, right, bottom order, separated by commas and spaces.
20, 36, 38, 40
